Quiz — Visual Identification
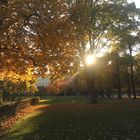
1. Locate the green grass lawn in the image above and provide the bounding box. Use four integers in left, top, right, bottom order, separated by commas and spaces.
1, 96, 140, 140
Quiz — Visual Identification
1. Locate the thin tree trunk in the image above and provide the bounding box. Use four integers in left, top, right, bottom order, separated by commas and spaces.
130, 64, 136, 99
118, 73, 122, 99
129, 45, 136, 99
0, 92, 3, 105
127, 71, 131, 98
125, 57, 131, 98
116, 55, 122, 99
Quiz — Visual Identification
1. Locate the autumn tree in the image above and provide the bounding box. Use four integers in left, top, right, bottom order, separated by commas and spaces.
0, 0, 80, 99
0, 0, 79, 76
0, 68, 38, 103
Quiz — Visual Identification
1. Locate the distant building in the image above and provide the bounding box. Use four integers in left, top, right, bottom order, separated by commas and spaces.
36, 77, 49, 87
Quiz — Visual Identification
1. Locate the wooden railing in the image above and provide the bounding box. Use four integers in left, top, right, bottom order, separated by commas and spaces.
0, 97, 39, 124
15, 98, 31, 113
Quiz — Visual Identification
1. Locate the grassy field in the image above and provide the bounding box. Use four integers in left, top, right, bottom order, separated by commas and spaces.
1, 96, 140, 140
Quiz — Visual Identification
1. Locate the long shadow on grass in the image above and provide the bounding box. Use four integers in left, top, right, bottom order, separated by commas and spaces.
1, 98, 140, 140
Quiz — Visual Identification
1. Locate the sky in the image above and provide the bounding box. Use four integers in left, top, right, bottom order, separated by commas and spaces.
134, 0, 140, 8
92, 0, 140, 58
128, 0, 140, 8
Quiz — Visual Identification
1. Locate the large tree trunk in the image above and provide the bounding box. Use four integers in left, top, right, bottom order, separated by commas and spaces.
117, 71, 122, 99
129, 45, 136, 99
85, 66, 98, 103
88, 80, 97, 103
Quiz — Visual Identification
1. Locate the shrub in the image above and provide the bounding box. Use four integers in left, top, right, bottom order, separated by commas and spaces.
31, 97, 40, 105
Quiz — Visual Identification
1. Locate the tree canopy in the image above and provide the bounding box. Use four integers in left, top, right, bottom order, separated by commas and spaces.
0, 0, 140, 82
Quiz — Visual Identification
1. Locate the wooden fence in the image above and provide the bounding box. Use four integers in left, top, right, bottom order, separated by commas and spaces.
0, 97, 39, 124
15, 98, 31, 113
0, 104, 15, 123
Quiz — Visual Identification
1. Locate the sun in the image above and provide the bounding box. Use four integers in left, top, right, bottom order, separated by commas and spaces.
86, 55, 95, 65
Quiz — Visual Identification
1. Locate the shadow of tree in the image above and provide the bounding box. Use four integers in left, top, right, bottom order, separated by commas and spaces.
1, 98, 140, 140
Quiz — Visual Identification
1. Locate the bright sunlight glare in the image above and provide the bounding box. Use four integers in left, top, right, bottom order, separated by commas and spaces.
86, 55, 95, 65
